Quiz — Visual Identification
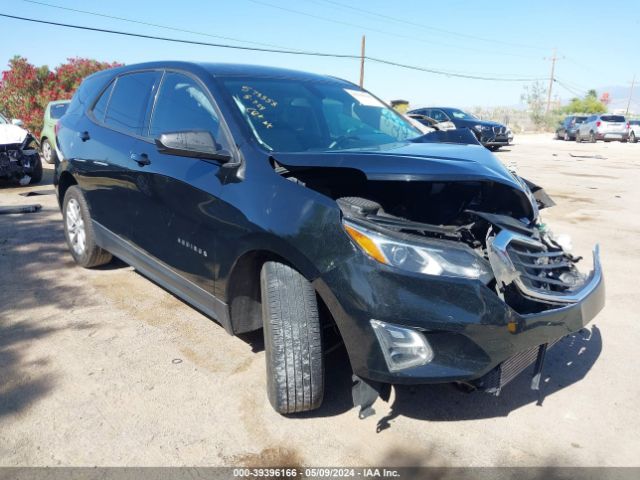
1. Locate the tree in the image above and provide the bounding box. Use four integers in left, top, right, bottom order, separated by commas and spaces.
0, 56, 121, 136
521, 81, 547, 129
561, 90, 607, 115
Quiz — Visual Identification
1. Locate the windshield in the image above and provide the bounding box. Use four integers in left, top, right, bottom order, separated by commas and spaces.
221, 78, 421, 152
448, 108, 477, 120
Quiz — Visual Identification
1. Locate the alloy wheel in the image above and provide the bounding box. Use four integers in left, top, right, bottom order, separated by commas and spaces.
66, 198, 86, 256
42, 141, 52, 163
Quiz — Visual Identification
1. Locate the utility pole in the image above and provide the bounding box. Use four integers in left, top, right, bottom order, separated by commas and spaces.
545, 48, 558, 115
625, 74, 636, 116
359, 35, 366, 88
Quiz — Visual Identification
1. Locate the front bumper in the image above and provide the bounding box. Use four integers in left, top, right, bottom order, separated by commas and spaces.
314, 243, 604, 386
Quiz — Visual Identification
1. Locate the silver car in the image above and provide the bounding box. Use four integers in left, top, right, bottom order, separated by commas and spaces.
576, 114, 629, 142
629, 120, 639, 143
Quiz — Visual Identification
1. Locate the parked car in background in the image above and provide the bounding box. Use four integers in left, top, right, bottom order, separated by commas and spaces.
0, 112, 42, 184
556, 115, 587, 141
407, 112, 455, 131
55, 62, 604, 416
408, 107, 509, 150
40, 100, 70, 164
576, 114, 629, 143
629, 120, 639, 143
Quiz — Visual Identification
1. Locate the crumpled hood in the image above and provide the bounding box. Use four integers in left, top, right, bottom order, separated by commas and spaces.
273, 141, 525, 193
0, 124, 28, 146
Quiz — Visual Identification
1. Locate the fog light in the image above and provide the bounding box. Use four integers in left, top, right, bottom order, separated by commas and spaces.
370, 320, 434, 372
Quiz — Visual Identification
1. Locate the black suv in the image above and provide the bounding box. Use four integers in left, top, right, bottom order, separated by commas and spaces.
55, 62, 604, 416
408, 107, 510, 151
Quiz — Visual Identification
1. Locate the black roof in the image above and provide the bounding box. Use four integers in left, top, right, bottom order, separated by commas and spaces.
98, 61, 353, 85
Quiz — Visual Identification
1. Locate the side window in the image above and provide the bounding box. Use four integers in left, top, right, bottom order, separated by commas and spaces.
104, 72, 159, 135
150, 72, 225, 147
92, 81, 114, 122
430, 110, 448, 122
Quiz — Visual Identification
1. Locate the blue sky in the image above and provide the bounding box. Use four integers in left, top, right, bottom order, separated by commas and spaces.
1, 0, 638, 109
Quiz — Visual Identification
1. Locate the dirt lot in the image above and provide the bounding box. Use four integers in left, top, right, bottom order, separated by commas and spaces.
1, 134, 639, 467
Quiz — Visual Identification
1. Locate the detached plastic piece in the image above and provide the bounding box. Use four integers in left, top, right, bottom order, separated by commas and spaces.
0, 204, 42, 215
351, 374, 391, 419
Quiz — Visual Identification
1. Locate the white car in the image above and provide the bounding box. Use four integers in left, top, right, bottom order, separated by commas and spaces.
0, 113, 42, 185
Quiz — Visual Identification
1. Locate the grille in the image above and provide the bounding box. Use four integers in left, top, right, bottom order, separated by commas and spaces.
506, 241, 577, 294
480, 338, 560, 395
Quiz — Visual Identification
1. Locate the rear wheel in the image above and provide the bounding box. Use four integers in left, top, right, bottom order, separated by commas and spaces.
63, 186, 112, 268
631, 132, 637, 143
590, 132, 596, 143
261, 261, 324, 414
41, 139, 57, 164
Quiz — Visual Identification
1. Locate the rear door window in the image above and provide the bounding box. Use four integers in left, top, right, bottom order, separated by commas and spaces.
104, 71, 159, 136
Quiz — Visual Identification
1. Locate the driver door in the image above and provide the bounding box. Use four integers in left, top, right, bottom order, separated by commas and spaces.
128, 71, 233, 294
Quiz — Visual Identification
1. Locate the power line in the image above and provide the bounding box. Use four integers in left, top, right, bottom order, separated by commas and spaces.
308, 0, 548, 51
22, 0, 301, 51
0, 13, 545, 82
246, 0, 541, 60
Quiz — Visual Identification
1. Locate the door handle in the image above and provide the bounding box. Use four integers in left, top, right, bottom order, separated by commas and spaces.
79, 131, 90, 142
130, 152, 151, 167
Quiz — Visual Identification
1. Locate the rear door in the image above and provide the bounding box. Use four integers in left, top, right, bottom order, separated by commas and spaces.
128, 70, 232, 294
77, 71, 160, 241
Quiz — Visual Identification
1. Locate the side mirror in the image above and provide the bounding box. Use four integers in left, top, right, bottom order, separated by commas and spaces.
155, 131, 232, 162
11, 118, 24, 127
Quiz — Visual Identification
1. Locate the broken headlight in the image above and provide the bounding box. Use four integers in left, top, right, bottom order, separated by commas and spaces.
344, 221, 493, 282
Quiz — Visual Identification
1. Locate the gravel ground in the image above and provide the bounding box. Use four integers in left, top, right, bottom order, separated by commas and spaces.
1, 134, 638, 467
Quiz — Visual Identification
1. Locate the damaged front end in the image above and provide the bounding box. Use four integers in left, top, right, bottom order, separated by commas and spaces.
0, 132, 42, 185
272, 143, 603, 415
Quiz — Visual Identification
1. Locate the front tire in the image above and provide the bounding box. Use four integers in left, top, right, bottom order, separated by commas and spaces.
28, 155, 43, 184
41, 139, 57, 164
63, 186, 112, 268
261, 261, 324, 414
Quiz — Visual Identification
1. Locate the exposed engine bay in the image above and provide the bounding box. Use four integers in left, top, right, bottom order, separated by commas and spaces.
0, 126, 42, 185
279, 164, 592, 314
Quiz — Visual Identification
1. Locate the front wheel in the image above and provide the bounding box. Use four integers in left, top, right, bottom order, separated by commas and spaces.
63, 186, 112, 268
261, 261, 324, 414
28, 155, 43, 184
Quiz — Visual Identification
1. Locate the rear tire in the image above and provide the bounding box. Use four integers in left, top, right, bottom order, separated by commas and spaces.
63, 186, 112, 268
41, 139, 57, 164
590, 132, 596, 143
631, 132, 637, 143
261, 261, 324, 414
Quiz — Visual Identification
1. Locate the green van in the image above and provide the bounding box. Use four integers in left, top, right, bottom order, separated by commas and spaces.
40, 100, 70, 164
